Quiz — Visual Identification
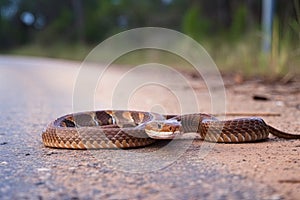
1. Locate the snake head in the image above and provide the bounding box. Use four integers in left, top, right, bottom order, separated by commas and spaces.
145, 120, 182, 139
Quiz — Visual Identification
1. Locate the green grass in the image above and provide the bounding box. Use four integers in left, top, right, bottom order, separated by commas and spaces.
6, 32, 300, 79
8, 43, 92, 61
206, 33, 300, 78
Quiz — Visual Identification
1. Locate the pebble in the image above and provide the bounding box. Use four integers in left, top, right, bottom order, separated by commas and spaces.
270, 194, 283, 200
68, 167, 77, 173
275, 101, 284, 106
37, 168, 51, 172
0, 161, 8, 165
46, 151, 58, 156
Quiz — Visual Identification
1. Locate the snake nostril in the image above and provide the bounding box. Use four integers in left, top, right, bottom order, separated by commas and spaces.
157, 123, 162, 129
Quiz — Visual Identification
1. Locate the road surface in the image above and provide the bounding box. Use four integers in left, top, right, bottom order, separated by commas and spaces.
0, 55, 299, 199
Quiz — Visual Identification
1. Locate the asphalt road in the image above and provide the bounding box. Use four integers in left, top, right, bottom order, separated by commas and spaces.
0, 56, 284, 199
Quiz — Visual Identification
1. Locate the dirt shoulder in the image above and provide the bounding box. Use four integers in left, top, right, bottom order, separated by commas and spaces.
201, 77, 300, 199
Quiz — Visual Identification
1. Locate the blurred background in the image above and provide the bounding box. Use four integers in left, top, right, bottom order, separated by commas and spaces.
0, 0, 299, 78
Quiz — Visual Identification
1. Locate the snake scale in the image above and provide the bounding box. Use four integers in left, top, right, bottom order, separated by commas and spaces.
42, 110, 300, 149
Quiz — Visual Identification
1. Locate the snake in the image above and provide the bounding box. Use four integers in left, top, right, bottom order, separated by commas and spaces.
42, 110, 300, 149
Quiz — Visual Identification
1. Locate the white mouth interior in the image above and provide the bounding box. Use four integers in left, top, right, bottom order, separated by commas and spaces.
145, 129, 180, 139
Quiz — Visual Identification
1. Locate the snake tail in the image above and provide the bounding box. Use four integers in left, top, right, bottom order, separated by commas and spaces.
267, 125, 300, 139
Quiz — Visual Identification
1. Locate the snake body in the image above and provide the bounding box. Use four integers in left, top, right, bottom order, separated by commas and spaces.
42, 110, 300, 149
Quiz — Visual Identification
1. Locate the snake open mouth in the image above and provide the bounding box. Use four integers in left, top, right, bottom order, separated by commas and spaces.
145, 129, 181, 139
145, 119, 182, 139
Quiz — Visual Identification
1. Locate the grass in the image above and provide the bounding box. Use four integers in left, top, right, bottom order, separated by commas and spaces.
8, 42, 92, 61
6, 31, 300, 79
206, 31, 300, 78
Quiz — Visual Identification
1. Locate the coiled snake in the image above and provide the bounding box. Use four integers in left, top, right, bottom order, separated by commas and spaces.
42, 110, 300, 149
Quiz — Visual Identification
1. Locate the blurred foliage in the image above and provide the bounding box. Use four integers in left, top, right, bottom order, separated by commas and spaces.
229, 5, 247, 41
0, 0, 299, 77
0, 0, 299, 48
182, 6, 210, 41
